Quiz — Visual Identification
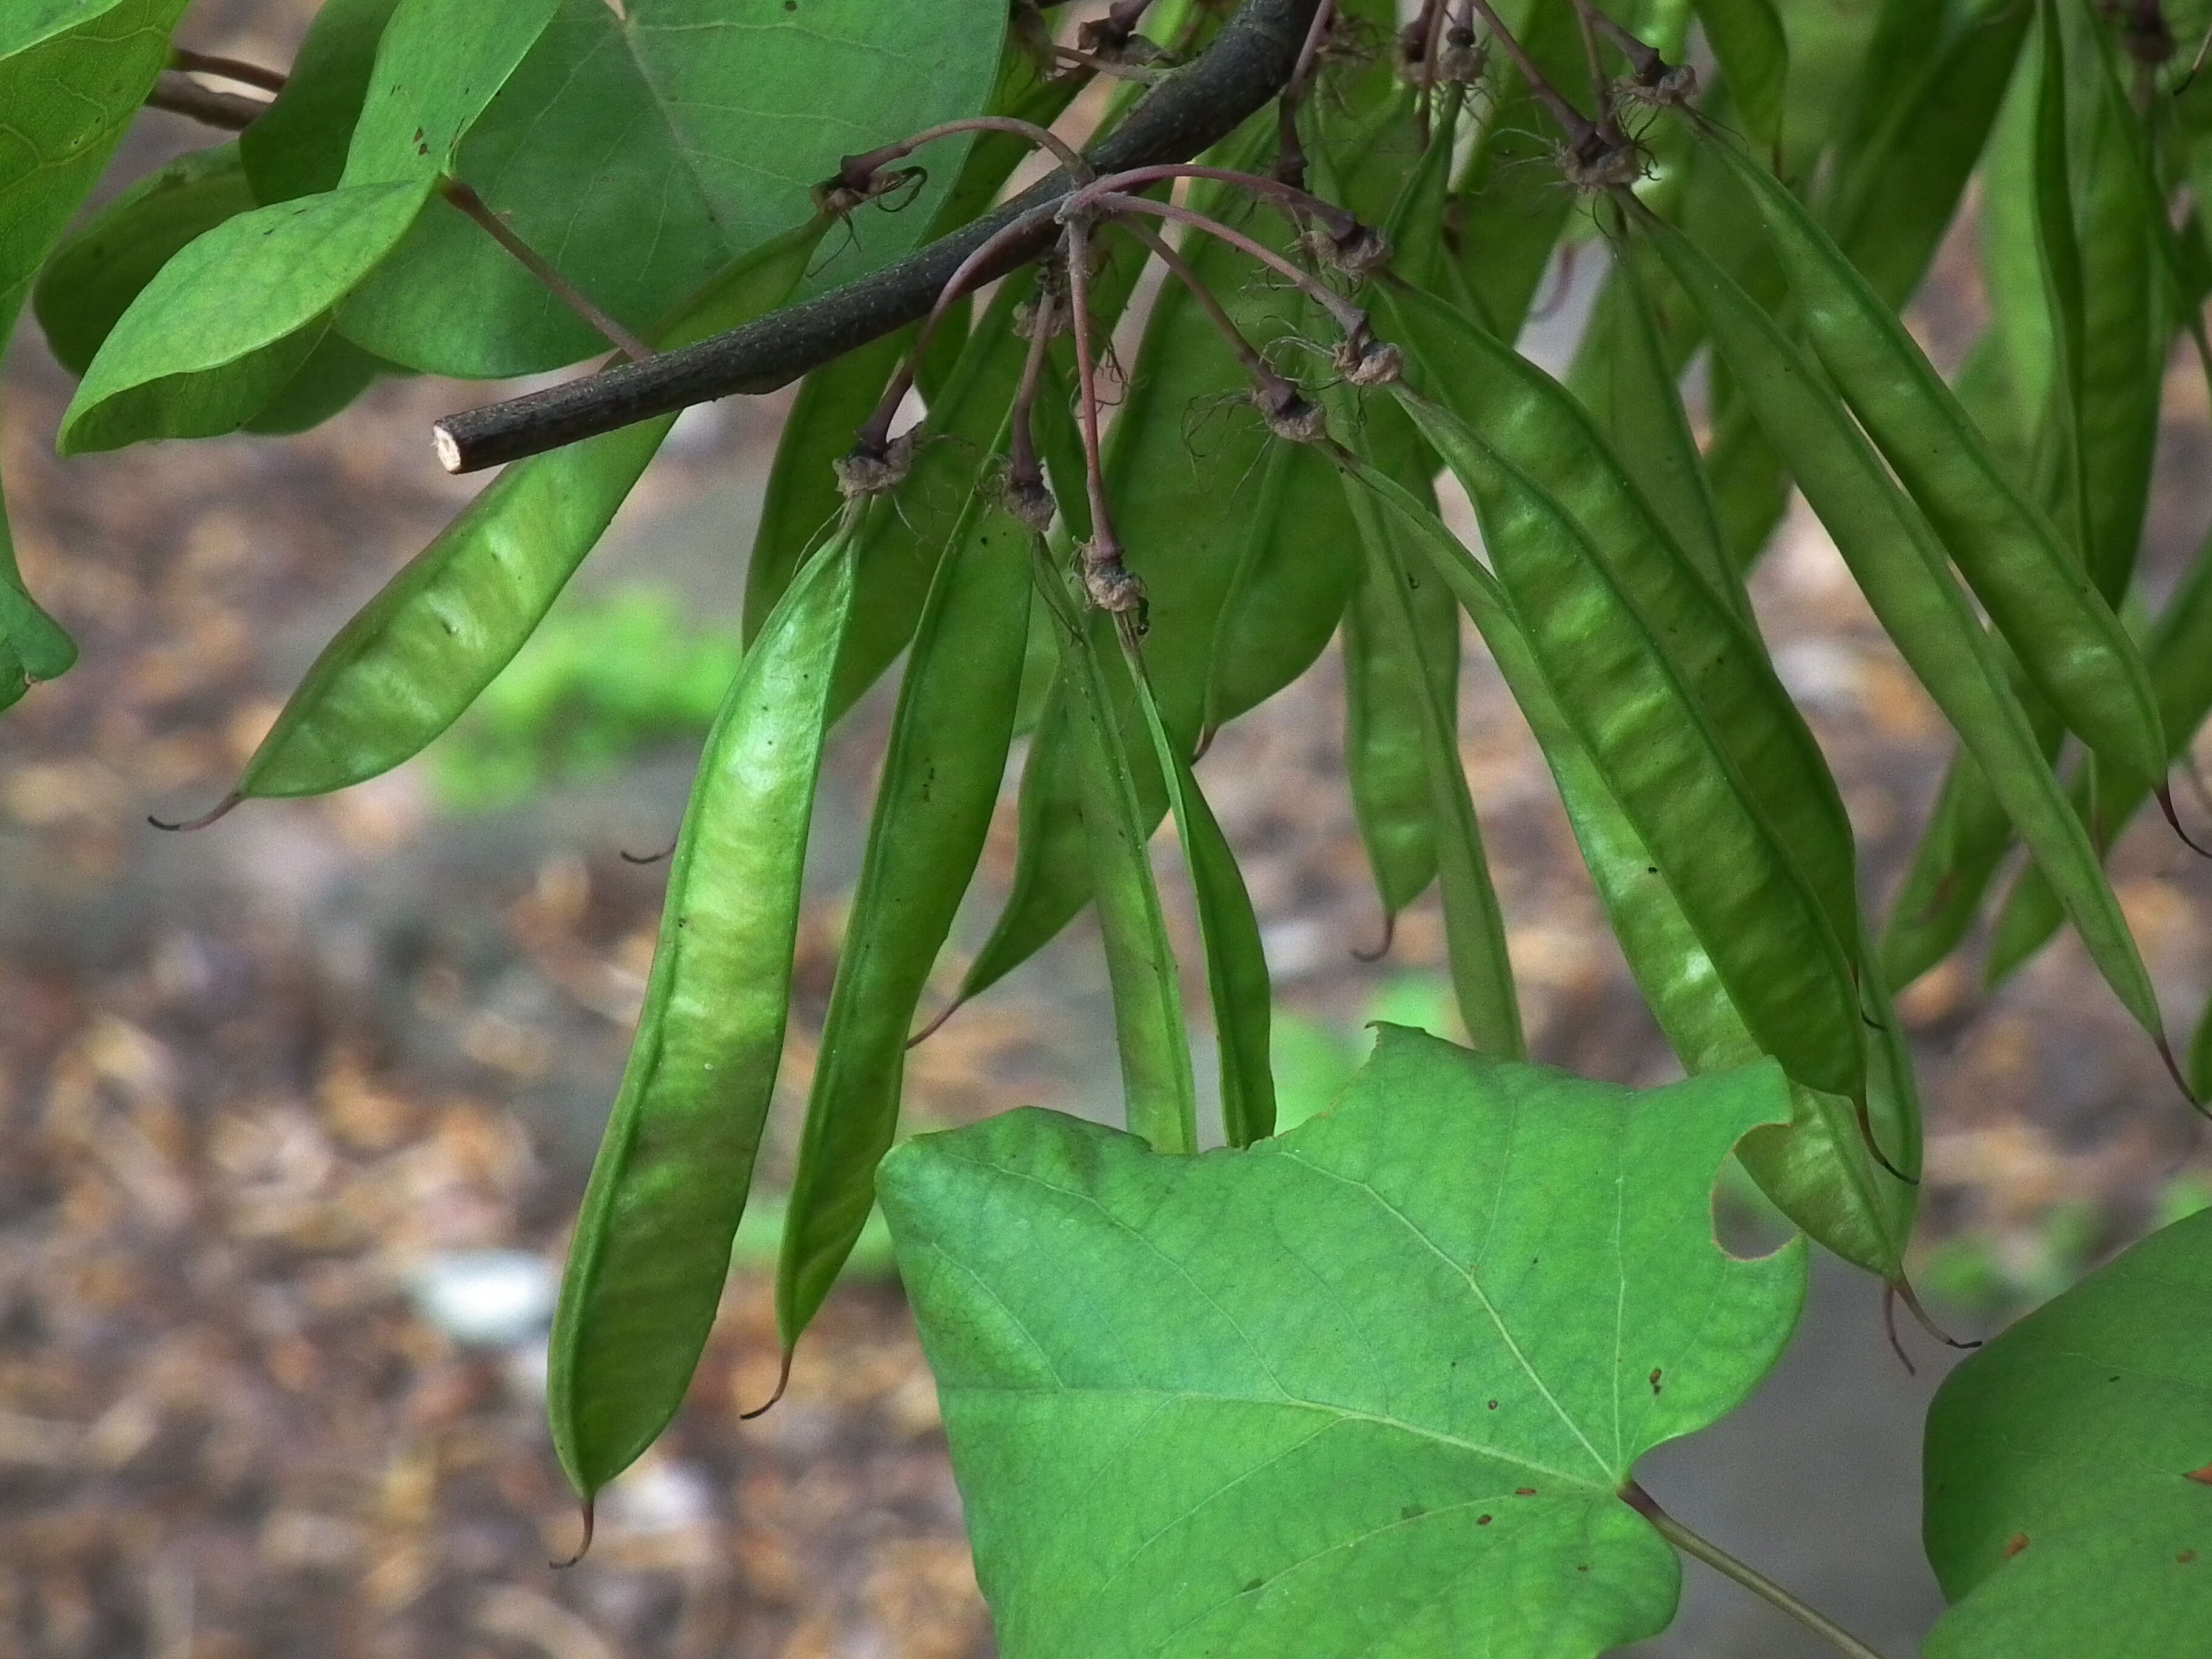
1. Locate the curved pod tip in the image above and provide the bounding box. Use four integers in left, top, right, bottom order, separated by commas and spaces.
1883, 1275, 1980, 1377
907, 999, 963, 1050
1350, 910, 1396, 964
549, 1496, 596, 1569
739, 1349, 794, 1421
148, 792, 241, 833
2156, 785, 2212, 860
2153, 1036, 2208, 1119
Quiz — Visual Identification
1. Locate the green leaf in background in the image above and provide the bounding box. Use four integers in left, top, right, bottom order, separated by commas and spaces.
336, 0, 1006, 377
879, 1027, 1805, 1659
0, 479, 76, 711
1692, 0, 1788, 152
58, 179, 433, 454
338, 0, 565, 184
1, 0, 194, 702
32, 144, 256, 377
35, 138, 383, 428
240, 333, 390, 437
238, 0, 404, 204
39, 0, 571, 443
1923, 1208, 2212, 1657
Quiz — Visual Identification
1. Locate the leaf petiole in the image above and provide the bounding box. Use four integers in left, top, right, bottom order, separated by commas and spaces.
438, 179, 654, 361
1621, 1483, 1892, 1659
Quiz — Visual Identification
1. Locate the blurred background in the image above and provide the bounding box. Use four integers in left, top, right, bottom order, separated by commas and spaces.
5, 3, 2212, 1656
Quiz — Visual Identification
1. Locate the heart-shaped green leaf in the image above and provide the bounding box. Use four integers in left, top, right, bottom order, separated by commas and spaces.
879, 1027, 1806, 1659
334, 0, 1007, 378
1923, 1208, 2212, 1657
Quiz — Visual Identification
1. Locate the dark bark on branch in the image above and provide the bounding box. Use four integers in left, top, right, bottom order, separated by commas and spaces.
144, 72, 267, 131
430, 0, 1323, 474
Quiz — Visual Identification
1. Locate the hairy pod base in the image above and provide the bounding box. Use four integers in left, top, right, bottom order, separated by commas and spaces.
834, 432, 917, 498
1013, 298, 1067, 341
1615, 63, 1698, 112
1301, 222, 1392, 279
1555, 136, 1644, 195
1335, 337, 1403, 388
1080, 543, 1147, 615
1259, 392, 1328, 444
1004, 478, 1059, 535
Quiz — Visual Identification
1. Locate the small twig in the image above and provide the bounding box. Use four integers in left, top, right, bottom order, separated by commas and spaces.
168, 46, 287, 93
1564, 0, 1623, 142
143, 72, 266, 130
1061, 221, 1143, 615
1005, 286, 1062, 528
440, 180, 654, 361
1621, 1485, 1894, 1659
1416, 0, 1448, 141
432, 0, 1328, 473
1571, 0, 1664, 85
1113, 218, 1273, 386
1108, 218, 1316, 438
852, 199, 1069, 455
1068, 191, 1372, 339
1070, 162, 1361, 241
1463, 0, 1602, 150
1275, 0, 1337, 189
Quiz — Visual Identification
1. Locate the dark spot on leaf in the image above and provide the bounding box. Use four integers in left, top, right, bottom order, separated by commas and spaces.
1515, 1488, 1535, 1497
785, 1, 797, 8
2188, 1464, 2212, 1485
1646, 866, 1657, 874
1241, 1578, 1263, 1593
1401, 1504, 1423, 1520
1486, 1399, 1498, 1410
2179, 1550, 2197, 1564
412, 128, 423, 142
1476, 1514, 1491, 1526
2003, 1534, 2029, 1558
1577, 1564, 1589, 1572
1649, 1367, 1663, 1395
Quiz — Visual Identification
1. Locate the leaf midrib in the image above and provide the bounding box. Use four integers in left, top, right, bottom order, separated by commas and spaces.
937, 1384, 1607, 1495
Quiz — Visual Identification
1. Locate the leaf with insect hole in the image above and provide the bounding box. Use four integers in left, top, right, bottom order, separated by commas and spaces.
880, 1027, 1805, 1659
